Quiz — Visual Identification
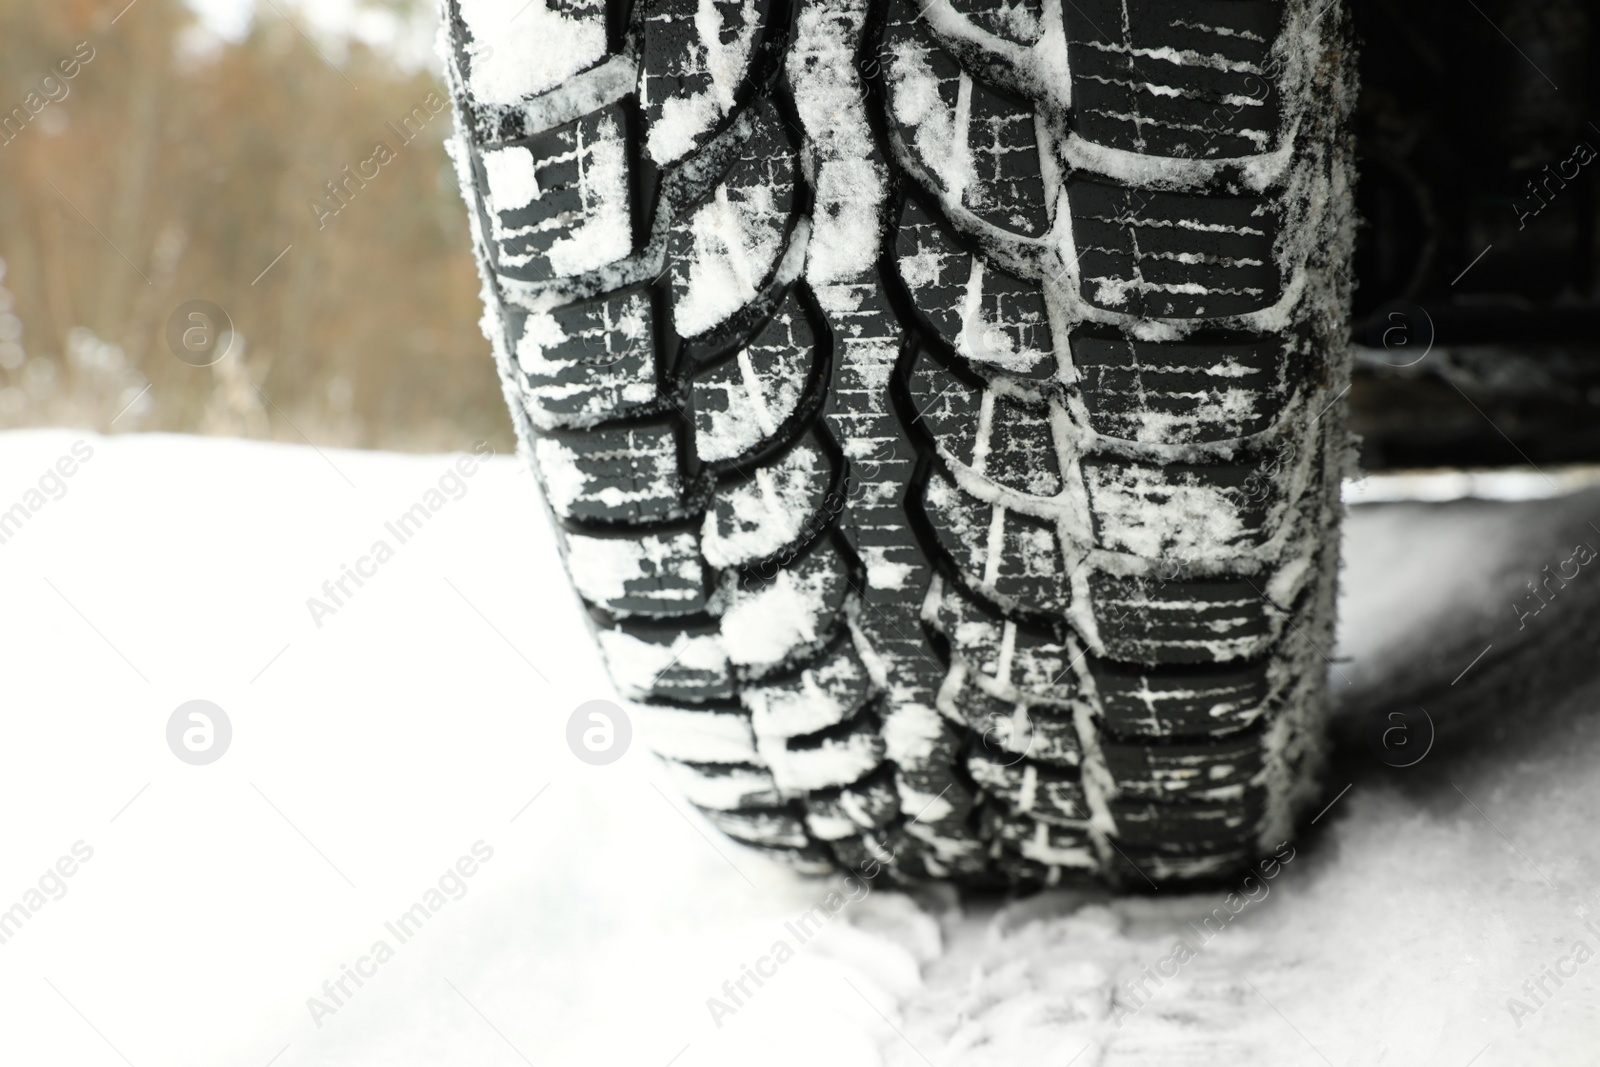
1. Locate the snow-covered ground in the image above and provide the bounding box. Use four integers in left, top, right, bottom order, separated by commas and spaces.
2, 430, 1597, 1066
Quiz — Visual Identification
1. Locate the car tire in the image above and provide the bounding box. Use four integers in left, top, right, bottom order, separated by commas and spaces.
441, 0, 1356, 887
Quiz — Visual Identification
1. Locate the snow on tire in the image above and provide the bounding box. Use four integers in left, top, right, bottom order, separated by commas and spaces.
441, 0, 1356, 888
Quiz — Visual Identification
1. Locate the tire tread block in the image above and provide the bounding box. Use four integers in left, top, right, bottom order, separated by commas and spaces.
1068, 179, 1279, 318
703, 436, 836, 569
803, 766, 902, 840
692, 297, 816, 464
664, 760, 784, 809
966, 80, 1050, 237
721, 542, 851, 675
1090, 573, 1272, 665
987, 395, 1063, 495
511, 289, 658, 429
928, 580, 1083, 708
894, 199, 1055, 379
978, 805, 1096, 866
922, 467, 1073, 614
743, 638, 875, 738
1089, 656, 1272, 737
1071, 333, 1288, 444
1108, 788, 1266, 852
1099, 732, 1265, 798
906, 354, 982, 463
764, 708, 887, 794
1064, 0, 1283, 158
564, 529, 707, 615
600, 624, 734, 702
479, 105, 633, 282
967, 750, 1086, 821
700, 805, 811, 849
948, 0, 1045, 45
668, 100, 798, 339
1082, 455, 1272, 557
534, 423, 688, 524
642, 0, 769, 164
882, 1, 1047, 237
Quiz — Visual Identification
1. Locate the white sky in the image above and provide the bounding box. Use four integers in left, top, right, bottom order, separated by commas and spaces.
184, 0, 439, 68
186, 0, 258, 41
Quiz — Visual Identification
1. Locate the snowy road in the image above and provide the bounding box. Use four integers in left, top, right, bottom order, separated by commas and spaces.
2, 430, 1597, 1066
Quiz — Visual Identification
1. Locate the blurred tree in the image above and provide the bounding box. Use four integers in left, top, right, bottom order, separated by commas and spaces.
0, 0, 513, 452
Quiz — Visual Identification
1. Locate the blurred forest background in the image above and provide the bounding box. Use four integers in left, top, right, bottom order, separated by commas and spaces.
0, 0, 513, 452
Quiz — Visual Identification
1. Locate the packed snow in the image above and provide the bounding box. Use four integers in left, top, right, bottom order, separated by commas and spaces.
1, 429, 1597, 1066
456, 0, 608, 104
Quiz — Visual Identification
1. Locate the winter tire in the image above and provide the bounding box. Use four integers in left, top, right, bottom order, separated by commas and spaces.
441, 0, 1356, 887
